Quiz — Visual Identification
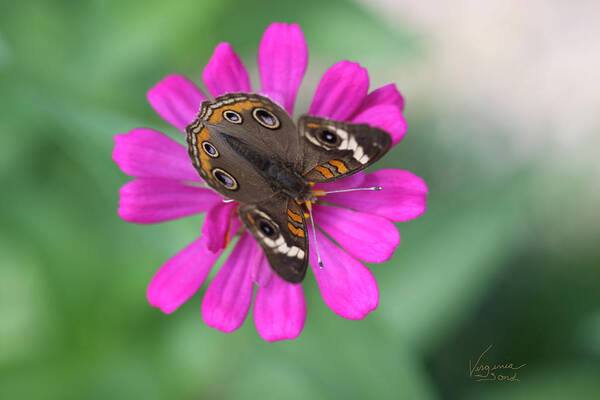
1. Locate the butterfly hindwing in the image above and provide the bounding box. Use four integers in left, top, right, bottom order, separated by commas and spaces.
297, 115, 391, 182
239, 195, 308, 283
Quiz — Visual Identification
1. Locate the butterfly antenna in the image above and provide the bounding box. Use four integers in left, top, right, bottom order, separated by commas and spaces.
314, 186, 382, 196
306, 201, 324, 269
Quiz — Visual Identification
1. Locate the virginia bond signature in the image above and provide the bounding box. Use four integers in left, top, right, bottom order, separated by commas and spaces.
468, 344, 526, 382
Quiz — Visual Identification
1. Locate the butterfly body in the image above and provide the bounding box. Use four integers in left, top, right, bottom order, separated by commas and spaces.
186, 93, 391, 283
219, 132, 313, 202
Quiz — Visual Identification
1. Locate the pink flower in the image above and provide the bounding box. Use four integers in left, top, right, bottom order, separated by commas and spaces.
113, 22, 427, 342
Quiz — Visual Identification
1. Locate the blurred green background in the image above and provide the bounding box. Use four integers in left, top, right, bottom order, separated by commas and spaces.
1, 0, 599, 399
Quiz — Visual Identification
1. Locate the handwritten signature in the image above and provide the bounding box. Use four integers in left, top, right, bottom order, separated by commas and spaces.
468, 344, 526, 382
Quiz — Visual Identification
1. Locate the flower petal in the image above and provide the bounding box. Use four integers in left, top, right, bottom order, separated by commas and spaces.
147, 74, 206, 133
258, 23, 308, 114
254, 268, 306, 342
323, 169, 428, 222
314, 205, 400, 263
249, 246, 274, 288
118, 178, 221, 224
202, 201, 238, 253
356, 83, 405, 114
113, 128, 201, 182
201, 231, 255, 333
308, 229, 378, 319
203, 42, 251, 98
352, 104, 407, 146
147, 235, 221, 314
308, 61, 369, 120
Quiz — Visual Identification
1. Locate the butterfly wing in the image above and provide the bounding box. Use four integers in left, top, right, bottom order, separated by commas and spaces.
239, 195, 308, 283
297, 115, 391, 182
186, 93, 302, 203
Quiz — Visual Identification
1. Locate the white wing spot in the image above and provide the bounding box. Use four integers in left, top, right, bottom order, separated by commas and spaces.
347, 136, 358, 151
354, 145, 364, 161
288, 247, 299, 257
276, 242, 289, 253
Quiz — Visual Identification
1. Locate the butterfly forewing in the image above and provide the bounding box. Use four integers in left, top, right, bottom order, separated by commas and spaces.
297, 116, 391, 182
186, 93, 303, 203
239, 195, 308, 283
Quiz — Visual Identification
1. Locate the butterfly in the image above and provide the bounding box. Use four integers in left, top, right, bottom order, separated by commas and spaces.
185, 93, 391, 283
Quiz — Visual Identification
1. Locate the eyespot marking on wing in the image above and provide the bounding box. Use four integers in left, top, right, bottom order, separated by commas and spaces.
252, 107, 280, 129
201, 141, 219, 157
306, 125, 370, 165
223, 110, 243, 124
212, 168, 238, 190
249, 209, 305, 259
